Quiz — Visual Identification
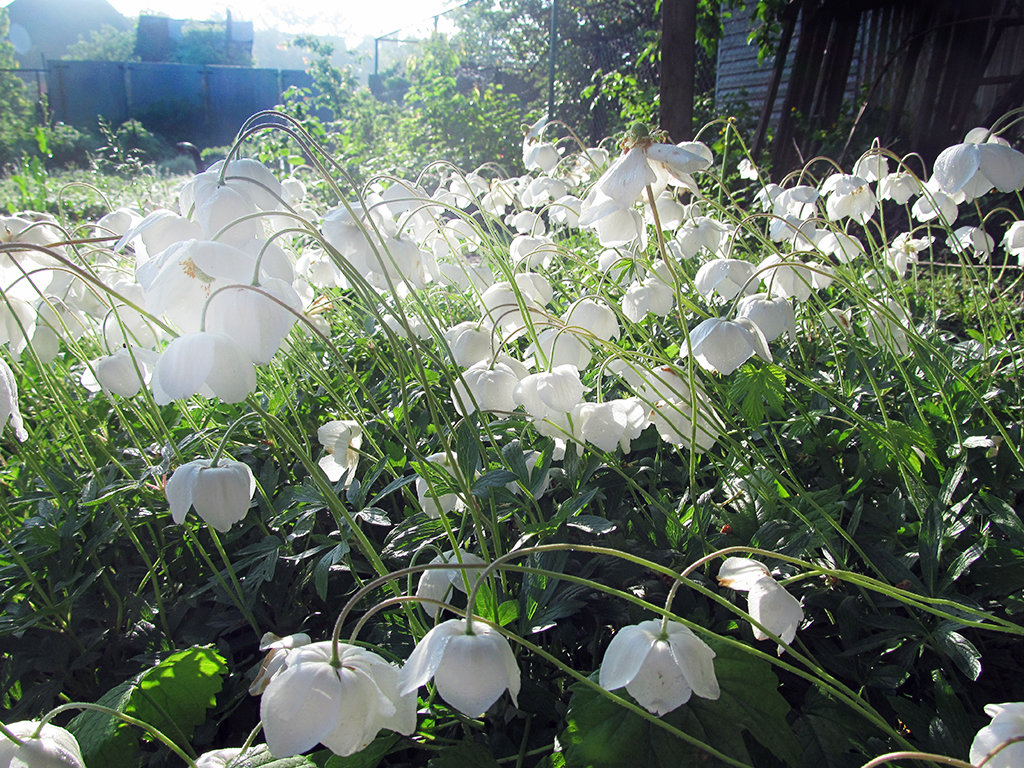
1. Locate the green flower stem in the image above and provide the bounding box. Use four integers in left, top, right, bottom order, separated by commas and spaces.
38, 702, 199, 768
207, 411, 262, 468
858, 752, 973, 768
350, 593, 755, 768
497, 562, 910, 749
182, 527, 259, 636
249, 402, 395, 587
0, 721, 24, 745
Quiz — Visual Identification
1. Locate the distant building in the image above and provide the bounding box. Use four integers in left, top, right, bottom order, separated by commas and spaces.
5, 0, 129, 68
134, 13, 253, 66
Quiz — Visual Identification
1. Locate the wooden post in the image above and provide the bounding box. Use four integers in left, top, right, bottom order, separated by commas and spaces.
659, 0, 696, 141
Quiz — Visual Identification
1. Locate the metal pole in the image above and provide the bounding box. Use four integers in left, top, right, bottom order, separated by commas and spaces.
547, 0, 557, 119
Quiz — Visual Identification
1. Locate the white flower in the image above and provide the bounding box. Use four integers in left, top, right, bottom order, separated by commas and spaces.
400, 618, 520, 717
852, 151, 889, 182
317, 420, 362, 485
738, 158, 759, 180
88, 347, 158, 398
947, 226, 995, 261
622, 276, 674, 322
513, 365, 585, 420
694, 258, 757, 302
249, 632, 312, 695
686, 317, 771, 376
260, 641, 416, 758
634, 366, 724, 452
416, 452, 461, 519
416, 550, 486, 618
152, 331, 256, 405
204, 279, 303, 365
970, 702, 1024, 767
735, 293, 796, 343
0, 721, 85, 768
884, 233, 934, 276
717, 557, 804, 653
877, 172, 920, 204
562, 298, 619, 341
573, 397, 648, 454
816, 231, 864, 263
165, 458, 255, 532
0, 356, 27, 443
821, 174, 876, 224
911, 183, 958, 225
452, 361, 520, 417
527, 328, 592, 370
1003, 221, 1024, 263
599, 619, 720, 715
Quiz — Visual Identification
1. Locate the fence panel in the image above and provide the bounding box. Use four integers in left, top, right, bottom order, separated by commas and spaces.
48, 61, 129, 128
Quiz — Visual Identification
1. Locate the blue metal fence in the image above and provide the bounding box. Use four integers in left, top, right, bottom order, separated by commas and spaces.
46, 60, 313, 146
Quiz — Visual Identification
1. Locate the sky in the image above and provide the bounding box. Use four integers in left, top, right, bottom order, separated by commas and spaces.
10, 1, 463, 45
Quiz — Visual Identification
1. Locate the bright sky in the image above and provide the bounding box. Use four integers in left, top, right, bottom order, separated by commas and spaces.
36, 1, 460, 44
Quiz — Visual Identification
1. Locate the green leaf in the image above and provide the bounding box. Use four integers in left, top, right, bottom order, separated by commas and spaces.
427, 741, 502, 768
793, 688, 878, 768
561, 641, 800, 767
67, 646, 227, 768
67, 681, 137, 768
126, 646, 228, 747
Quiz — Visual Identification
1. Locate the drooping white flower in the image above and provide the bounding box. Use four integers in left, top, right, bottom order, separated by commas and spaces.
151, 331, 256, 405
400, 618, 520, 718
261, 641, 416, 758
738, 158, 759, 180
452, 361, 520, 417
0, 720, 85, 768
911, 182, 958, 225
164, 458, 256, 532
694, 258, 757, 302
970, 702, 1024, 768
686, 317, 772, 376
0, 356, 27, 443
416, 550, 486, 618
90, 347, 158, 398
572, 397, 648, 454
816, 231, 864, 263
947, 226, 995, 261
599, 619, 720, 715
632, 365, 724, 452
562, 298, 620, 341
877, 171, 920, 205
204, 278, 303, 365
527, 327, 592, 370
821, 173, 876, 224
717, 557, 804, 653
317, 420, 362, 485
622, 275, 674, 322
1003, 221, 1024, 263
852, 151, 890, 182
523, 115, 561, 173
735, 293, 796, 343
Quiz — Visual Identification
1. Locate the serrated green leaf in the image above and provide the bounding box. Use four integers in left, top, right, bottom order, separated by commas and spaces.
67, 646, 227, 768
127, 646, 227, 749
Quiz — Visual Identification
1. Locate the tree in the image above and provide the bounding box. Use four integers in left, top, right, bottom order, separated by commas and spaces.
0, 8, 34, 165
63, 23, 138, 61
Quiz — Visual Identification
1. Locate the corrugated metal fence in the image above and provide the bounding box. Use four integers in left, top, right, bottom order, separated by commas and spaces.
46, 60, 313, 146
